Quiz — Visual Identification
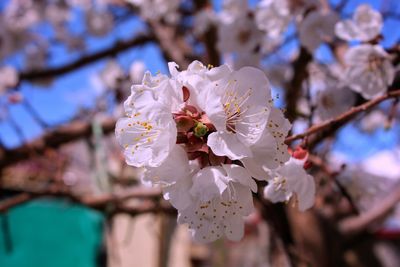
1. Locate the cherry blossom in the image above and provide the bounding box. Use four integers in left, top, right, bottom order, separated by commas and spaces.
255, 0, 291, 39
344, 44, 395, 99
335, 4, 383, 42
205, 67, 272, 160
178, 164, 256, 243
116, 84, 178, 167
315, 86, 356, 121
0, 66, 18, 94
264, 157, 316, 211
126, 0, 181, 23
217, 14, 262, 54
298, 10, 339, 52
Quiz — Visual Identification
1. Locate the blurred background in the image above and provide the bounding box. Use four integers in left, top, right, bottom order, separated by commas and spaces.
1, 0, 400, 266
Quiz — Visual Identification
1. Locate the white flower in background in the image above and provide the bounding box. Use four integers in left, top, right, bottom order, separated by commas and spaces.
255, 0, 291, 39
360, 110, 386, 132
0, 66, 18, 94
45, 3, 71, 26
344, 44, 395, 99
86, 9, 114, 36
127, 0, 181, 24
193, 8, 217, 36
264, 157, 315, 211
217, 15, 262, 54
298, 10, 339, 52
100, 60, 125, 90
219, 0, 249, 24
315, 86, 356, 121
4, 0, 40, 32
205, 67, 272, 160
335, 4, 382, 42
178, 164, 256, 243
129, 61, 146, 84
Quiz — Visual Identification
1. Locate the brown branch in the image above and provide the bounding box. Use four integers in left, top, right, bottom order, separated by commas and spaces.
308, 154, 359, 214
285, 47, 313, 122
338, 182, 400, 235
0, 185, 162, 213
285, 89, 400, 144
148, 21, 191, 68
19, 33, 154, 82
0, 117, 117, 169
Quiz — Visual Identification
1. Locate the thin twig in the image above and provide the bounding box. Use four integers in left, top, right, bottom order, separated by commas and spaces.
285, 89, 400, 144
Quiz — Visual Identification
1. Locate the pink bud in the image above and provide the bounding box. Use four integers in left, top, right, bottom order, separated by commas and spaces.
292, 146, 308, 160
175, 115, 195, 132
8, 93, 23, 104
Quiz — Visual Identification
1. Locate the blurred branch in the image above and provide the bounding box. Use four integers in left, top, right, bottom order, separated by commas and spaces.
308, 154, 359, 214
0, 117, 116, 169
148, 21, 191, 68
19, 34, 154, 82
338, 182, 400, 236
0, 185, 164, 213
285, 89, 400, 144
284, 47, 313, 122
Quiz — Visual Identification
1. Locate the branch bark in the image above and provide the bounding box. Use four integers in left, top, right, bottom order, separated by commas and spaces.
19, 34, 154, 82
0, 185, 163, 213
285, 89, 400, 144
0, 117, 116, 169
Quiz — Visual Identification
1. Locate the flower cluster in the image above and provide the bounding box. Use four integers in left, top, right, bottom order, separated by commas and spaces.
116, 61, 316, 243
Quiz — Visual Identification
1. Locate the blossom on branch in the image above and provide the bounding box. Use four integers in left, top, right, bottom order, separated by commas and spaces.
116, 60, 316, 243
343, 44, 395, 99
335, 4, 383, 42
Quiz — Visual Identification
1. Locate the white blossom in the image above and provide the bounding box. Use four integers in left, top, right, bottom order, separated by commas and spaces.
86, 9, 114, 37
335, 4, 382, 42
264, 157, 315, 211
0, 66, 18, 94
344, 44, 395, 99
255, 0, 291, 39
241, 107, 291, 180
116, 73, 180, 167
315, 86, 356, 121
298, 10, 339, 52
100, 60, 125, 90
193, 8, 217, 37
178, 164, 256, 243
127, 0, 181, 24
217, 15, 262, 54
116, 60, 304, 244
219, 0, 249, 24
360, 110, 386, 132
205, 67, 272, 160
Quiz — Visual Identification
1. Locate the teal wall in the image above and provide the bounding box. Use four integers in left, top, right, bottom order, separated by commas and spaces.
0, 199, 105, 267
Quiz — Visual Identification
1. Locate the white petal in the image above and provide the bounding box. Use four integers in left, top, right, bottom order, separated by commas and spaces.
142, 145, 190, 185
190, 166, 227, 202
207, 132, 253, 160
222, 164, 257, 192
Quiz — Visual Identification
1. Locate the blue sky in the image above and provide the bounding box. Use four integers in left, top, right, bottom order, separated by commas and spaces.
0, 0, 399, 162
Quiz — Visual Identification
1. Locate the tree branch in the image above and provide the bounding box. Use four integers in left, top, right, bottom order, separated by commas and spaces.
0, 117, 116, 169
338, 182, 400, 235
285, 89, 400, 144
19, 34, 154, 82
0, 185, 163, 213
